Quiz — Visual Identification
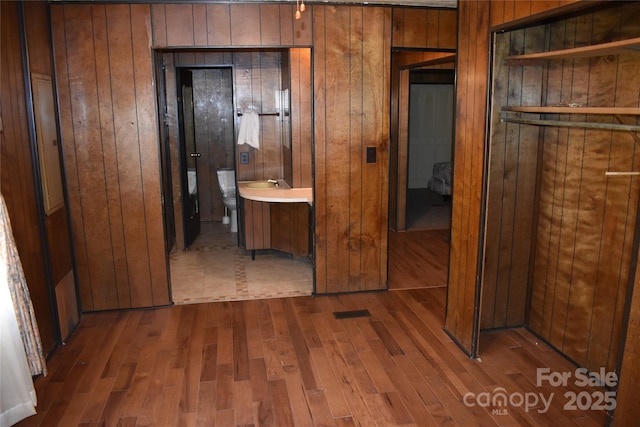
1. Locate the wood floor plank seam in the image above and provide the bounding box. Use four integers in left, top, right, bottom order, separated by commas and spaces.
16, 288, 607, 427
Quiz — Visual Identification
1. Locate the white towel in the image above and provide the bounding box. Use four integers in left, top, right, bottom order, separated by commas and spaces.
237, 112, 260, 150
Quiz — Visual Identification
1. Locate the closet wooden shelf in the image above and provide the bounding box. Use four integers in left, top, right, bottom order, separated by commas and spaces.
501, 106, 640, 115
503, 37, 640, 65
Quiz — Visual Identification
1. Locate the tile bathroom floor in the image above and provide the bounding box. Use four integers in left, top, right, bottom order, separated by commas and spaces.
169, 221, 313, 305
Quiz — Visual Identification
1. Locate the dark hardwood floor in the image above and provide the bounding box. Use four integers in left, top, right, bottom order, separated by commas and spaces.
388, 229, 450, 290
16, 288, 606, 426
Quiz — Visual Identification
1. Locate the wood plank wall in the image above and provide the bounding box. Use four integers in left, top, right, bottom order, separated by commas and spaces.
392, 7, 457, 49
313, 5, 390, 293
150, 3, 312, 48
459, 1, 640, 424
49, 2, 441, 304
0, 0, 56, 353
445, 0, 491, 356
23, 1, 77, 341
527, 3, 640, 374
51, 4, 169, 311
482, 25, 544, 330
289, 48, 313, 189
447, 0, 583, 356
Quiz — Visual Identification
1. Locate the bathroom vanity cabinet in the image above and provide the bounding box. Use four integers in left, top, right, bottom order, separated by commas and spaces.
241, 199, 311, 258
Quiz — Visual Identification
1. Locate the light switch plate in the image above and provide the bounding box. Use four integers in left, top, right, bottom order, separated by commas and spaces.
240, 151, 249, 164
366, 146, 376, 163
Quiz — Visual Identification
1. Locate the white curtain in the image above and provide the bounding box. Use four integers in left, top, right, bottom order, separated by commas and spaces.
0, 194, 45, 426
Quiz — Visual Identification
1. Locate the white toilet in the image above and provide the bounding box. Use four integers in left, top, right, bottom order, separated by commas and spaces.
217, 168, 238, 233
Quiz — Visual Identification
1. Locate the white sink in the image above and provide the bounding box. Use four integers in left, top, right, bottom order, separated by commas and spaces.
246, 181, 277, 189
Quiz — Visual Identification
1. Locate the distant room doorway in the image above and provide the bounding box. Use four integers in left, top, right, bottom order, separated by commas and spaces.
388, 63, 455, 292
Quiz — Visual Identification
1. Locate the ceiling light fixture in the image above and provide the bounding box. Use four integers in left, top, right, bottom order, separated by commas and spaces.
296, 0, 306, 20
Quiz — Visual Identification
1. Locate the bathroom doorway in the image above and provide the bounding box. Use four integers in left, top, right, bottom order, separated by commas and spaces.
155, 49, 314, 304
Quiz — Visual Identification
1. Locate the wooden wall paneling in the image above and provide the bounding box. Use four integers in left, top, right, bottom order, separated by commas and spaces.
243, 199, 270, 251
615, 249, 640, 427
271, 203, 309, 256
313, 6, 328, 293
235, 51, 284, 182
313, 5, 389, 294
164, 53, 185, 251
395, 69, 410, 232
348, 7, 364, 291
561, 10, 622, 369
23, 1, 74, 288
391, 8, 456, 49
445, 0, 490, 355
492, 29, 524, 328
438, 9, 457, 49
107, 4, 155, 308
320, 5, 351, 293
289, 48, 312, 188
480, 31, 509, 329
1, 0, 56, 352
61, 5, 119, 311
130, 4, 169, 306
362, 6, 390, 290
91, 4, 131, 310
206, 4, 232, 46
260, 5, 281, 46
230, 5, 261, 46
150, 4, 167, 47
260, 52, 283, 180
281, 51, 293, 187
192, 4, 208, 46
506, 25, 545, 327
165, 4, 195, 47
279, 5, 294, 46
51, 5, 92, 311
403, 8, 429, 47
529, 18, 574, 340
53, 4, 169, 310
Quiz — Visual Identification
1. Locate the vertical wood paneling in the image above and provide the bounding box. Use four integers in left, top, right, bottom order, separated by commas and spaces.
456, 0, 602, 357
131, 4, 169, 307
260, 5, 281, 46
482, 25, 544, 330
192, 4, 208, 46
392, 7, 457, 49
165, 4, 195, 47
290, 48, 312, 188
91, 4, 130, 308
364, 7, 390, 289
615, 253, 640, 427
483, 16, 640, 425
1, 0, 56, 353
313, 5, 390, 294
23, 0, 75, 307
206, 4, 232, 46
230, 5, 261, 46
52, 3, 169, 311
445, 0, 490, 355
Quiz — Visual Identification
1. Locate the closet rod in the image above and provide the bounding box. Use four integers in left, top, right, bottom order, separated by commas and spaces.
605, 171, 640, 177
501, 115, 640, 132
237, 112, 289, 117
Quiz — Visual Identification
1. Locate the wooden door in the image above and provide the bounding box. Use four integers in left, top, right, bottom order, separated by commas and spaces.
178, 69, 201, 247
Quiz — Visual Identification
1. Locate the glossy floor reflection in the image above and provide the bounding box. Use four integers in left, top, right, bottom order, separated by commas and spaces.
170, 222, 313, 304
